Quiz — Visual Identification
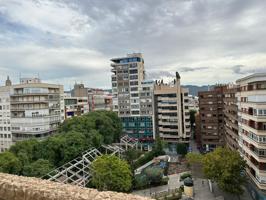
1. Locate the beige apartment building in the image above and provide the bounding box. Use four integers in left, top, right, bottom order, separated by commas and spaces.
64, 96, 89, 119
153, 72, 191, 143
237, 73, 266, 190
0, 77, 64, 152
71, 83, 112, 112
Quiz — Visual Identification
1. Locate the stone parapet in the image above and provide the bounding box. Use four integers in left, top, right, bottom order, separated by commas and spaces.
0, 173, 152, 200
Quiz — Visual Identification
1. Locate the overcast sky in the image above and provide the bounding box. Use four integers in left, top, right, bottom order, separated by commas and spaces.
0, 0, 266, 89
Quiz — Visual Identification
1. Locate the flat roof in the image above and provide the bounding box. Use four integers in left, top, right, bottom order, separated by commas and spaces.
236, 73, 266, 83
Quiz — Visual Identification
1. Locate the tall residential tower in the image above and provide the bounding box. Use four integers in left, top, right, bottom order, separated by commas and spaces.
153, 73, 191, 143
111, 53, 154, 143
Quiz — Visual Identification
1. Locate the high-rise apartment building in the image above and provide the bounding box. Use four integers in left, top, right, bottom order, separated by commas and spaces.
111, 53, 154, 143
0, 77, 64, 152
198, 85, 225, 152
236, 73, 266, 190
153, 73, 191, 143
223, 84, 238, 150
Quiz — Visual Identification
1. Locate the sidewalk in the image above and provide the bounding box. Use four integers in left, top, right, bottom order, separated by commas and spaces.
132, 174, 182, 197
194, 178, 217, 200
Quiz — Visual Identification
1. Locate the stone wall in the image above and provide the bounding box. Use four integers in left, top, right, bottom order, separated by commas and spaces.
0, 173, 152, 200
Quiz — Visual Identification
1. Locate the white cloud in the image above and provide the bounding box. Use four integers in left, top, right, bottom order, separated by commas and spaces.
1, 0, 90, 37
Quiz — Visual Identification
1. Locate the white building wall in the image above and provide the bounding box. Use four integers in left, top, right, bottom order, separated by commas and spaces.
0, 88, 12, 152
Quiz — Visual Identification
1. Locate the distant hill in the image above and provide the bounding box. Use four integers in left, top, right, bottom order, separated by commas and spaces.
182, 85, 213, 96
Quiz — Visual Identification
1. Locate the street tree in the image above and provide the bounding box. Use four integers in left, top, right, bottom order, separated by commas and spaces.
91, 155, 132, 192
203, 147, 246, 195
176, 143, 188, 156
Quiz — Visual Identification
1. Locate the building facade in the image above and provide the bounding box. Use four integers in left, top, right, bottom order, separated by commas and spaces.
111, 53, 154, 143
198, 85, 225, 152
64, 96, 89, 119
153, 73, 191, 143
236, 73, 266, 190
223, 84, 239, 150
187, 95, 199, 111
88, 88, 112, 111
0, 79, 12, 152
71, 84, 112, 112
0, 77, 64, 152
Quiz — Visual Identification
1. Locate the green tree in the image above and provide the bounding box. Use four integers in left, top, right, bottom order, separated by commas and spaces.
186, 152, 204, 165
9, 139, 39, 162
124, 149, 142, 166
176, 143, 188, 156
35, 135, 66, 166
0, 152, 22, 174
144, 167, 164, 184
203, 147, 246, 196
91, 155, 132, 192
134, 174, 149, 189
58, 111, 122, 144
23, 159, 54, 177
153, 138, 165, 156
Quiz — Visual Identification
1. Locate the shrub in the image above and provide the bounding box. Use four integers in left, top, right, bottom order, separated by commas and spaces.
180, 173, 191, 181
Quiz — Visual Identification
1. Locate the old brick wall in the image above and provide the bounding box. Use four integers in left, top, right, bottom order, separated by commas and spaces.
0, 173, 152, 200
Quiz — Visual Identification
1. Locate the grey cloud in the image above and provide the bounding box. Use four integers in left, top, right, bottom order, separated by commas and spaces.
179, 67, 210, 72
1, 0, 266, 87
231, 65, 266, 75
146, 71, 174, 80
232, 65, 245, 74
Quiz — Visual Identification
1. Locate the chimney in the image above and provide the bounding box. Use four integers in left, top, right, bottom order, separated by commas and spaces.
5, 76, 12, 86
176, 72, 181, 79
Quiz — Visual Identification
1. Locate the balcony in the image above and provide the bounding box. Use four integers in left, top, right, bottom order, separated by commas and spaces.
158, 121, 177, 126
11, 116, 60, 126
10, 100, 49, 104
157, 109, 177, 113
159, 127, 178, 132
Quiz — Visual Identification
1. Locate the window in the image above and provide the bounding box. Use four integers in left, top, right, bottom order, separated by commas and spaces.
131, 93, 139, 97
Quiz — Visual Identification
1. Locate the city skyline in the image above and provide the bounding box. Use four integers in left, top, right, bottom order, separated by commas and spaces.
1, 0, 266, 88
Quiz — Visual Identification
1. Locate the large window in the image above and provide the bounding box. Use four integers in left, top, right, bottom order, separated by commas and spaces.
23, 88, 49, 94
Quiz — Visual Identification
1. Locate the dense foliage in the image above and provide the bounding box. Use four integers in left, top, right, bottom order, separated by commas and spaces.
203, 147, 246, 195
186, 148, 246, 195
176, 143, 188, 156
144, 167, 164, 184
91, 155, 132, 192
134, 167, 168, 189
0, 111, 122, 177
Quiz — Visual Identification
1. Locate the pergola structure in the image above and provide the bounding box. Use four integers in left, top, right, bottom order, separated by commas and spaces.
43, 135, 142, 187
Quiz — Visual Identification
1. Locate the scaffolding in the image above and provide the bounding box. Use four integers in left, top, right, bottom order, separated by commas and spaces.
43, 135, 139, 187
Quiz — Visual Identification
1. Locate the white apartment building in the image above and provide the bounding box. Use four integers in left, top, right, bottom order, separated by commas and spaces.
237, 73, 266, 190
0, 77, 12, 152
0, 77, 64, 152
